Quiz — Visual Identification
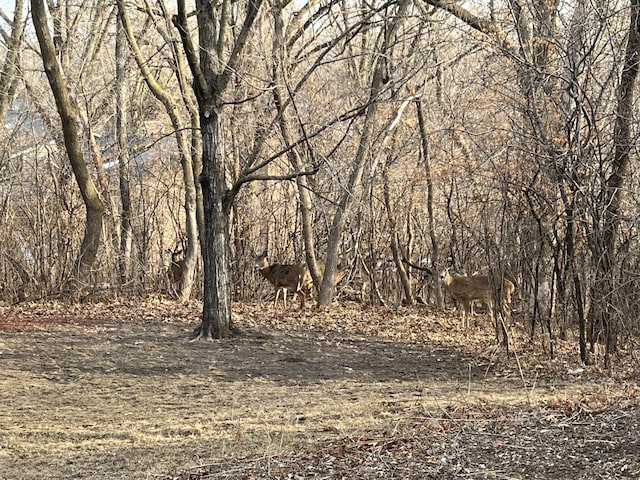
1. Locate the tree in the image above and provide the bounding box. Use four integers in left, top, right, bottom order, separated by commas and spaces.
0, 0, 24, 124
415, 97, 443, 309
174, 0, 265, 338
117, 0, 200, 301
31, 0, 105, 295
115, 7, 132, 286
317, 0, 413, 308
594, 0, 640, 367
270, 0, 322, 290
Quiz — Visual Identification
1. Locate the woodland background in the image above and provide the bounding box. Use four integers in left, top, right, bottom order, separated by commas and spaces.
1, 0, 640, 367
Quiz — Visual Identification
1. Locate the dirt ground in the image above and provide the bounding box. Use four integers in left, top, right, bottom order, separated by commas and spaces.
0, 300, 638, 479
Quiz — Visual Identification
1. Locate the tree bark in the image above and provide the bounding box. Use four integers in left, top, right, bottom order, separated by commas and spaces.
197, 111, 234, 339
175, 0, 263, 338
116, 9, 133, 287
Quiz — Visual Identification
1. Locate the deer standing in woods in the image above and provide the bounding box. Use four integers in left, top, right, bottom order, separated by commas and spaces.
167, 249, 186, 297
439, 269, 515, 328
255, 252, 310, 309
255, 253, 348, 308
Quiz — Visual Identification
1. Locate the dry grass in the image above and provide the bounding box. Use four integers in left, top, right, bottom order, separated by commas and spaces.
0, 300, 638, 479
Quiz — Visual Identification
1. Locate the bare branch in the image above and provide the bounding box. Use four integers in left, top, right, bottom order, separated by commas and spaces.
421, 0, 513, 51
173, 0, 209, 99
219, 0, 265, 93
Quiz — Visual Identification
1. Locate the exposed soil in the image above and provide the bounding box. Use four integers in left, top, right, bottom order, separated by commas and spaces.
0, 300, 638, 479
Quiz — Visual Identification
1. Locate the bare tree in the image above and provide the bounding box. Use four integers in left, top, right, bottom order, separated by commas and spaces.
0, 0, 24, 124
173, 0, 265, 338
317, 0, 412, 308
31, 0, 106, 295
594, 0, 640, 367
117, 0, 200, 301
268, 1, 320, 291
415, 97, 443, 309
115, 10, 132, 286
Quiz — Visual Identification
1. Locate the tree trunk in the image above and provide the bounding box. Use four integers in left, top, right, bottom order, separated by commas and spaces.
317, 0, 411, 308
270, 6, 321, 294
415, 98, 443, 309
0, 0, 24, 124
598, 0, 640, 367
174, 0, 263, 337
557, 179, 587, 363
116, 12, 133, 287
194, 111, 234, 339
31, 0, 105, 295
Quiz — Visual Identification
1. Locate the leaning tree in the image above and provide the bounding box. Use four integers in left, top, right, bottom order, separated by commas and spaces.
31, 0, 106, 295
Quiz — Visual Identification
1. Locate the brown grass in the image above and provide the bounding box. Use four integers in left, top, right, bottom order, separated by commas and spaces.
0, 300, 638, 479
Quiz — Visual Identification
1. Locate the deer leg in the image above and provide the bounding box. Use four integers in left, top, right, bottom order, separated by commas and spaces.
273, 287, 283, 308
503, 302, 512, 326
461, 300, 471, 328
298, 289, 306, 310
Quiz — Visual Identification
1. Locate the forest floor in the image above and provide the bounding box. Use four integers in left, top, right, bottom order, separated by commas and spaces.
0, 299, 638, 479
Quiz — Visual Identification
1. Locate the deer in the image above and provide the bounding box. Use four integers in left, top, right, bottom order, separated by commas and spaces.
281, 259, 348, 305
439, 269, 515, 329
255, 252, 310, 309
167, 249, 186, 296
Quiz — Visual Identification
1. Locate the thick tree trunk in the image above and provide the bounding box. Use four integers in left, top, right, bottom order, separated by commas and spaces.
174, 0, 263, 335
194, 111, 234, 339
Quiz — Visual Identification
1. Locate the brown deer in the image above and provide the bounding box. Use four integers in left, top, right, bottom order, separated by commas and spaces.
167, 249, 186, 296
272, 259, 348, 306
439, 269, 515, 328
255, 252, 310, 309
